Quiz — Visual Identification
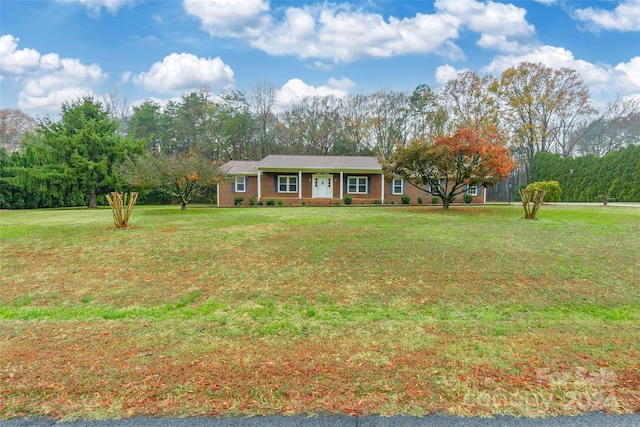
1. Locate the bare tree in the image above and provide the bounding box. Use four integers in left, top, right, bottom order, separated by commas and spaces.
441, 71, 499, 131
575, 96, 640, 156
369, 90, 411, 160
250, 81, 278, 159
0, 109, 37, 153
493, 62, 593, 181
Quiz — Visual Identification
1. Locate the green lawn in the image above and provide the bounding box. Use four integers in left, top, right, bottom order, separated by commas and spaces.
1, 204, 639, 420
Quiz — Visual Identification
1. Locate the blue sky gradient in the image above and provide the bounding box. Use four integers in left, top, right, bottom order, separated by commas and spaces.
1, 0, 639, 117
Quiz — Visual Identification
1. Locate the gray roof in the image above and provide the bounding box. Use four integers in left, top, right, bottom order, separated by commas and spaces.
258, 155, 381, 171
221, 160, 261, 175
221, 156, 382, 175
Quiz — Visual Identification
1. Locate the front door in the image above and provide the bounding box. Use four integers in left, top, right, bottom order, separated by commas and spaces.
312, 174, 332, 198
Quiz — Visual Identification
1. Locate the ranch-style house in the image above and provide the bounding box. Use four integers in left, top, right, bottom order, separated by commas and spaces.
217, 155, 486, 206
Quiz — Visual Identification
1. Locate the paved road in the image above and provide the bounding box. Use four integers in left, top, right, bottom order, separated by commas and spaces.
2, 414, 639, 427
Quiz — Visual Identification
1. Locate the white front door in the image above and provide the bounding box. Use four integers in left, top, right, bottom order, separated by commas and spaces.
312, 174, 333, 198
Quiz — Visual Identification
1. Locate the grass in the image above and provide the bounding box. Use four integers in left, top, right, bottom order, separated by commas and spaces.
1, 204, 639, 420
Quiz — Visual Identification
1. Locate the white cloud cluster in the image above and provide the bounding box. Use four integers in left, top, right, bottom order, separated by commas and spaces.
132, 53, 234, 95
183, 0, 271, 38
481, 45, 640, 95
275, 78, 351, 111
184, 0, 537, 64
1, 35, 106, 113
573, 0, 640, 32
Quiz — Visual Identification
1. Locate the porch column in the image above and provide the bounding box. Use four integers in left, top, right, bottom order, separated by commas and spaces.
298, 170, 302, 199
257, 170, 262, 202
340, 171, 344, 199
380, 173, 385, 205
216, 183, 220, 206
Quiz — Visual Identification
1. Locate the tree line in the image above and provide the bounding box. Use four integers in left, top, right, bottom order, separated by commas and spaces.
1, 61, 639, 209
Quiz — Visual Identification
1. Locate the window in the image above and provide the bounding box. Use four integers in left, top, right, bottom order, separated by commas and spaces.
234, 176, 246, 192
466, 186, 478, 196
278, 175, 298, 193
392, 178, 403, 195
347, 176, 368, 194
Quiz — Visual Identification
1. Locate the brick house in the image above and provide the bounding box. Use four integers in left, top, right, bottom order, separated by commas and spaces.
217, 155, 486, 206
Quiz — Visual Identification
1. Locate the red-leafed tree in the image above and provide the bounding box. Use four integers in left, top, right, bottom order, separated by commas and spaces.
383, 126, 515, 209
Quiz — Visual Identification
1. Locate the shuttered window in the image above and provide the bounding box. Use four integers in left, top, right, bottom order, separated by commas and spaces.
347, 176, 368, 194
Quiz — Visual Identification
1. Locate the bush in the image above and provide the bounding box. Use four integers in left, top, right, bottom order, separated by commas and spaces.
463, 194, 473, 204
343, 196, 352, 205
266, 200, 275, 206
257, 200, 264, 206
432, 196, 440, 205
248, 198, 255, 206
277, 199, 283, 206
373, 200, 382, 204
525, 180, 562, 202
401, 195, 410, 204
417, 197, 423, 204
234, 196, 244, 206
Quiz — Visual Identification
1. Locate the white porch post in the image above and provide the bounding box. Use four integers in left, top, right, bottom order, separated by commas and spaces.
483, 185, 487, 204
340, 171, 344, 199
381, 173, 385, 204
257, 170, 262, 202
216, 183, 220, 206
298, 170, 302, 199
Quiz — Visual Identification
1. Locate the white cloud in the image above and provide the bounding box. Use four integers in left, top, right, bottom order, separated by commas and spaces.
1, 35, 107, 113
573, 0, 640, 32
56, 0, 135, 17
614, 57, 640, 90
435, 64, 465, 84
184, 0, 539, 62
481, 45, 640, 100
19, 58, 107, 112
275, 78, 350, 110
133, 53, 234, 94
435, 0, 536, 53
0, 35, 59, 76
183, 0, 271, 38
251, 5, 462, 62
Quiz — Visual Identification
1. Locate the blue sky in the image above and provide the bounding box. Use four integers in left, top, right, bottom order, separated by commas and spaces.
1, 0, 639, 117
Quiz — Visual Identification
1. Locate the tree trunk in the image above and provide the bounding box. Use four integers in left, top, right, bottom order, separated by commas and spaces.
88, 188, 97, 209
181, 201, 187, 210
442, 199, 450, 209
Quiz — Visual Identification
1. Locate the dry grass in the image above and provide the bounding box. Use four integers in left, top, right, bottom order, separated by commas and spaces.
1, 204, 639, 420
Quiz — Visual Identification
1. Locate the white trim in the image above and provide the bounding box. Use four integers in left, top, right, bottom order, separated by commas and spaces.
217, 183, 220, 206
257, 171, 262, 201
381, 174, 385, 204
234, 175, 246, 192
278, 175, 298, 193
483, 186, 487, 204
298, 171, 302, 199
347, 176, 368, 194
340, 171, 344, 199
391, 178, 403, 195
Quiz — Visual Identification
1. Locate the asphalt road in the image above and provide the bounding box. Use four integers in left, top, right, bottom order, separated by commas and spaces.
2, 414, 639, 427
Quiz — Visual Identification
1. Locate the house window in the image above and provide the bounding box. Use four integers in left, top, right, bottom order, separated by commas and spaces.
235, 176, 246, 192
466, 186, 478, 196
392, 178, 403, 195
347, 176, 368, 194
278, 175, 298, 193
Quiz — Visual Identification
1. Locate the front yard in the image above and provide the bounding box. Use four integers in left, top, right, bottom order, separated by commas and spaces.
1, 204, 638, 420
